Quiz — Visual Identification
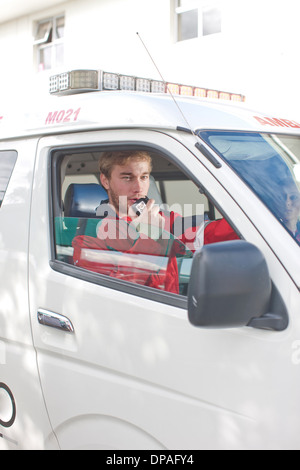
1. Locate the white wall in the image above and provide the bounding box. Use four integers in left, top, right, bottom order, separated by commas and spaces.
64, 0, 181, 83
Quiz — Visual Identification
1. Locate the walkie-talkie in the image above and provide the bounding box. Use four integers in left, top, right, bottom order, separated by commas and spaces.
131, 196, 149, 216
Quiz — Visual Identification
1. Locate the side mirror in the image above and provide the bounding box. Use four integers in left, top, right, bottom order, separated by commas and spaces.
187, 240, 288, 331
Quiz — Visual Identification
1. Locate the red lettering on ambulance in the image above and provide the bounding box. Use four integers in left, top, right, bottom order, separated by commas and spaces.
73, 108, 81, 121
253, 116, 270, 126
254, 115, 300, 128
56, 110, 65, 123
45, 111, 58, 125
63, 109, 73, 123
280, 119, 300, 128
45, 108, 81, 125
267, 118, 289, 127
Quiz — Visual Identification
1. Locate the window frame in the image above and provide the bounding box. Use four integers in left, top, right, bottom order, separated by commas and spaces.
49, 139, 239, 309
174, 0, 222, 42
34, 14, 65, 72
49, 142, 197, 310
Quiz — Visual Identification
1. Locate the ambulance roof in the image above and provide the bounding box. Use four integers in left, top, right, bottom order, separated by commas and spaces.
1, 90, 300, 140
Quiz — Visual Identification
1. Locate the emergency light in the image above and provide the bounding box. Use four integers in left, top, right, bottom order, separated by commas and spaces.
49, 69, 245, 102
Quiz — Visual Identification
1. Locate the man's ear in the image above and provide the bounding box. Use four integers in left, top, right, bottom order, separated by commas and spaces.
100, 173, 110, 191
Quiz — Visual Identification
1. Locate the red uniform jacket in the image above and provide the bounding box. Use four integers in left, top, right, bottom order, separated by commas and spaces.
72, 212, 239, 294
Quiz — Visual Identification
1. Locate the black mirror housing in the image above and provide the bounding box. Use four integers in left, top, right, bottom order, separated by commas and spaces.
187, 241, 286, 330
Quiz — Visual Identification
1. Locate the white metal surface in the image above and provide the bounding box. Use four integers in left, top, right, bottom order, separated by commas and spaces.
0, 139, 58, 449
1, 91, 300, 140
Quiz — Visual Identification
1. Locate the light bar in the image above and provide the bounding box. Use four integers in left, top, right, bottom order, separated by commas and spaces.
102, 72, 119, 90
194, 88, 207, 98
49, 69, 245, 102
136, 78, 151, 93
167, 83, 180, 95
120, 74, 135, 91
49, 70, 99, 94
180, 86, 193, 96
151, 81, 166, 93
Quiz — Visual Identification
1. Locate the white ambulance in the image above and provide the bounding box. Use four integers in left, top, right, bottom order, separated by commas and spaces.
0, 69, 299, 450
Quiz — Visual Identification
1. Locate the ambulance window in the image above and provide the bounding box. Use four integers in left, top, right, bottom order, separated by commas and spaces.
0, 151, 17, 207
200, 131, 300, 246
52, 149, 239, 302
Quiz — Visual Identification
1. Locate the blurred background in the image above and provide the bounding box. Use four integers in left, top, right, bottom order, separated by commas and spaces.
0, 0, 299, 117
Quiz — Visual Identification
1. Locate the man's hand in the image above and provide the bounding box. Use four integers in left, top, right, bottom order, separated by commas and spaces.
129, 199, 165, 239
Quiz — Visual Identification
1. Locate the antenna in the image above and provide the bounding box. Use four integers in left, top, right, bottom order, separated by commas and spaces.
136, 32, 197, 136
136, 33, 222, 169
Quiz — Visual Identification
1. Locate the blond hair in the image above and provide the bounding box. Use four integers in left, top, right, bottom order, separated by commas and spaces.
99, 150, 152, 179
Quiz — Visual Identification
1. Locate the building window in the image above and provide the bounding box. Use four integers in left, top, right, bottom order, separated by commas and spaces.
175, 0, 221, 42
202, 4, 222, 36
34, 15, 65, 72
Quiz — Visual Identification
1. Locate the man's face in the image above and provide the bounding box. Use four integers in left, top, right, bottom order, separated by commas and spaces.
100, 158, 151, 216
282, 185, 300, 225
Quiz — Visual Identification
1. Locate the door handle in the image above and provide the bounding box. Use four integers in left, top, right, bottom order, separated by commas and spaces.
37, 309, 75, 333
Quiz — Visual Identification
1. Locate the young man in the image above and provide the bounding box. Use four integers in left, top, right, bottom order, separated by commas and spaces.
279, 179, 300, 241
72, 150, 239, 294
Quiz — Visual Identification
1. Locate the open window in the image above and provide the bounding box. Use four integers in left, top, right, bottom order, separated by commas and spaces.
51, 146, 239, 299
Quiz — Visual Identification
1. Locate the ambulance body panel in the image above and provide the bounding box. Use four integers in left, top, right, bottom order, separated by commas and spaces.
1, 91, 300, 139
0, 78, 299, 449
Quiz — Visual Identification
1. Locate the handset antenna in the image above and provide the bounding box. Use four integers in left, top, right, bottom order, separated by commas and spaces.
136, 32, 197, 136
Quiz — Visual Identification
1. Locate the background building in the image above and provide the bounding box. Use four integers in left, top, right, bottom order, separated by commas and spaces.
0, 0, 299, 117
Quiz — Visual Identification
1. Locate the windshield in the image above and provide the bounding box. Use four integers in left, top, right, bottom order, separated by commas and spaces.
199, 131, 300, 245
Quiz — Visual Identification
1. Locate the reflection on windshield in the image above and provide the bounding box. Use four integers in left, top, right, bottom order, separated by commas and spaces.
199, 131, 300, 245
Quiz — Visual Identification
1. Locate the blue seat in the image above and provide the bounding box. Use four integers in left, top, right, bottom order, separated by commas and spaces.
64, 183, 108, 218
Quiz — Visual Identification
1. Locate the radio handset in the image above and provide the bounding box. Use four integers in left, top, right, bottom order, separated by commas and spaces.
131, 196, 149, 216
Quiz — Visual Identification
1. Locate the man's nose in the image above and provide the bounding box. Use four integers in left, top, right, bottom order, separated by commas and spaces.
133, 178, 143, 193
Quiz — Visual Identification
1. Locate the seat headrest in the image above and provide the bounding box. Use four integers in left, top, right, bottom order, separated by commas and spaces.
64, 183, 108, 218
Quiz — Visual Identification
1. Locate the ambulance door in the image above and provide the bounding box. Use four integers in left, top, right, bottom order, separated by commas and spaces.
0, 139, 57, 450
29, 129, 299, 450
